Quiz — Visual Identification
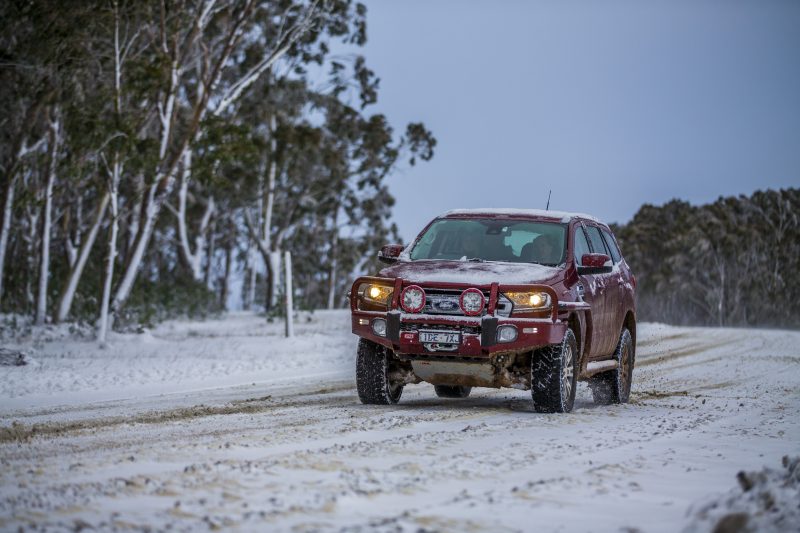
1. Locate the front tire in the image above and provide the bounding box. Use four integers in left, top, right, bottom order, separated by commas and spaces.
356, 339, 403, 405
589, 328, 634, 405
531, 329, 578, 413
434, 385, 472, 398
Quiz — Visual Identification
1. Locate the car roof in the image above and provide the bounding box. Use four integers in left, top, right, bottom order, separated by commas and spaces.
441, 208, 604, 225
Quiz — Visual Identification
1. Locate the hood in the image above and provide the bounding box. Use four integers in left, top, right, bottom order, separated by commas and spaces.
378, 260, 563, 286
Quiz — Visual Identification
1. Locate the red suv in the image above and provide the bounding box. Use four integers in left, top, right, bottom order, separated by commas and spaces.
349, 209, 636, 413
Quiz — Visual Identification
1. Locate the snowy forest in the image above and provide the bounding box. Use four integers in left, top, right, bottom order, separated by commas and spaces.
613, 188, 800, 329
0, 0, 435, 336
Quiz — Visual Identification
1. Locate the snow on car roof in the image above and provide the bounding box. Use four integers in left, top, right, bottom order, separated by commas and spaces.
442, 208, 602, 224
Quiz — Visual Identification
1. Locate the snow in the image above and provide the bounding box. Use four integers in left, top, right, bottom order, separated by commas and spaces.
684, 456, 800, 533
443, 207, 603, 224
390, 260, 560, 285
0, 311, 356, 411
1, 313, 799, 532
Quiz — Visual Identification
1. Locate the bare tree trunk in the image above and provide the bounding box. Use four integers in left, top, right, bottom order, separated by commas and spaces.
125, 174, 143, 262
327, 210, 338, 309
98, 157, 120, 343
36, 114, 60, 325
246, 245, 257, 310
64, 193, 83, 269
175, 149, 215, 281
263, 113, 278, 311
56, 193, 110, 322
24, 203, 39, 310
221, 233, 233, 309
284, 251, 293, 337
0, 177, 16, 306
205, 214, 216, 290
269, 251, 281, 311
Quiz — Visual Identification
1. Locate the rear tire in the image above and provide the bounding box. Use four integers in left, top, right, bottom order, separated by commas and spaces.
434, 385, 472, 398
356, 339, 403, 405
589, 328, 634, 405
531, 329, 578, 413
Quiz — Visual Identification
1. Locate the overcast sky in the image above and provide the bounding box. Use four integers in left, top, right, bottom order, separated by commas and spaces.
334, 0, 800, 242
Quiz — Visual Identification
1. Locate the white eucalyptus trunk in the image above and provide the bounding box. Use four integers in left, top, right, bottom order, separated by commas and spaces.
98, 158, 121, 343
246, 246, 257, 310
327, 211, 339, 309
284, 251, 293, 338
36, 116, 60, 325
24, 204, 39, 308
263, 114, 278, 309
175, 149, 215, 281
56, 193, 110, 322
204, 215, 216, 289
269, 251, 281, 309
0, 177, 16, 305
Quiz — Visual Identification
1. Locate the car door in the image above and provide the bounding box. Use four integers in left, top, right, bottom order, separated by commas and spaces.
573, 223, 608, 358
600, 228, 625, 343
584, 224, 616, 356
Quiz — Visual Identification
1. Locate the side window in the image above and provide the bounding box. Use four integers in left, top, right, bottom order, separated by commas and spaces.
585, 226, 609, 256
601, 229, 622, 263
573, 225, 591, 265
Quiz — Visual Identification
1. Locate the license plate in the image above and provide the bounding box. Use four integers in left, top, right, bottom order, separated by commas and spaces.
418, 330, 461, 344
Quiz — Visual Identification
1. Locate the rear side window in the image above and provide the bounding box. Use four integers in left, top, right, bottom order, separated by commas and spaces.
585, 226, 610, 256
601, 229, 622, 263
574, 226, 591, 264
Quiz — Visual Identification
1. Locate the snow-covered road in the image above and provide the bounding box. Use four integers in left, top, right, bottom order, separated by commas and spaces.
1, 312, 798, 531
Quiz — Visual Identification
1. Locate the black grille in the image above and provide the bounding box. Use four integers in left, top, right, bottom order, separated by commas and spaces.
419, 288, 512, 317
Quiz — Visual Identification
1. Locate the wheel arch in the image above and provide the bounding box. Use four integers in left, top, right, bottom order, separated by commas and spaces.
568, 311, 589, 374
623, 310, 636, 350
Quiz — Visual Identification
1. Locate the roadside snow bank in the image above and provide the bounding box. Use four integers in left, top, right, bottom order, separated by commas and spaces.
684, 456, 800, 533
0, 310, 356, 410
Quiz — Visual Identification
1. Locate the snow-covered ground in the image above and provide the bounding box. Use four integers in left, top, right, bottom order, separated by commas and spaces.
1, 311, 798, 532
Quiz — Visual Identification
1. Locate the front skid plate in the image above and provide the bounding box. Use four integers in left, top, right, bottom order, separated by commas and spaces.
411, 360, 497, 388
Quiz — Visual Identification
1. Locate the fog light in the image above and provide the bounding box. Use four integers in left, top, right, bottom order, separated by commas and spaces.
496, 325, 518, 343
372, 318, 388, 337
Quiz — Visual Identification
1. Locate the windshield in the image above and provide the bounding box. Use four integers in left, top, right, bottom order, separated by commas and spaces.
409, 218, 567, 266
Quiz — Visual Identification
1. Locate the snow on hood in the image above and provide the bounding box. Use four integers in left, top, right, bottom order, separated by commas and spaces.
378, 260, 563, 286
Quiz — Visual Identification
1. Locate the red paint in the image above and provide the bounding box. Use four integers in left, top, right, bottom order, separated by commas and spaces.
351, 211, 636, 365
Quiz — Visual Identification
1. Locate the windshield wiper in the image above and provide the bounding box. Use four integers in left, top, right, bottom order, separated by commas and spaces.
466, 257, 484, 262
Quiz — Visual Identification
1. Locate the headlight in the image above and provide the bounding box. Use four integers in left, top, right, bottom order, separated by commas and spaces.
356, 282, 394, 311
503, 291, 551, 313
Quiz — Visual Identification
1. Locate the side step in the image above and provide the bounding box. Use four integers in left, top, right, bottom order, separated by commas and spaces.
581, 359, 617, 379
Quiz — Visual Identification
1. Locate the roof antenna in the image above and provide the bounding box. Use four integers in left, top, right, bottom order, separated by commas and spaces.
546, 190, 552, 211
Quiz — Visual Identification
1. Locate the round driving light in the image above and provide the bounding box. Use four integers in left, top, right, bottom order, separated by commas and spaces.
459, 288, 485, 316
400, 285, 425, 313
496, 325, 518, 343
530, 293, 543, 307
371, 318, 387, 337
369, 286, 382, 299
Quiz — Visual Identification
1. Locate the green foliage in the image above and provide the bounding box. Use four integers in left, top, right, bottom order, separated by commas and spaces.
615, 188, 800, 328
119, 275, 223, 330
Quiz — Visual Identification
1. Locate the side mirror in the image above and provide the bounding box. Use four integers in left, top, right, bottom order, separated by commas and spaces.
378, 244, 405, 264
577, 253, 613, 275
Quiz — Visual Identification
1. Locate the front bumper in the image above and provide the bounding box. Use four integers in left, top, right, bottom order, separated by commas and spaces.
350, 277, 567, 359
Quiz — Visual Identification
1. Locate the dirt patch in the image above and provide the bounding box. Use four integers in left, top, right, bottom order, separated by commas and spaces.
0, 384, 355, 444
633, 380, 739, 401
636, 338, 739, 367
